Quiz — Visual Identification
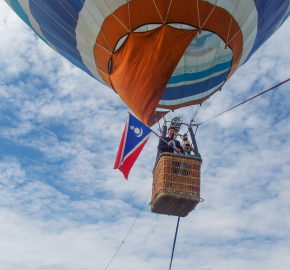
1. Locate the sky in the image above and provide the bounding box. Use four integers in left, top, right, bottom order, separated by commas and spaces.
1, 1, 290, 270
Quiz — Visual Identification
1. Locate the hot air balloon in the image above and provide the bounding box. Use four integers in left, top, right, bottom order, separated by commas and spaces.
4, 0, 290, 127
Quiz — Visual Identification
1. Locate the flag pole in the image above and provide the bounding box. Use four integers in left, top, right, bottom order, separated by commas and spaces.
127, 112, 184, 155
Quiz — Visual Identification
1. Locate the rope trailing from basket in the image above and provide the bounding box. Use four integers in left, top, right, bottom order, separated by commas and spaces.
168, 216, 181, 270
104, 190, 151, 270
197, 78, 290, 126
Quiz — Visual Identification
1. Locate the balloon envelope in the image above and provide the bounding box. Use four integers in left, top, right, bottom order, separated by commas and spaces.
5, 0, 290, 125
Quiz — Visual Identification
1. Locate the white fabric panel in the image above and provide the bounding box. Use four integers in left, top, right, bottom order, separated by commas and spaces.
84, 0, 128, 27
216, 0, 235, 14
242, 29, 256, 51
82, 1, 106, 31
210, 0, 218, 3
167, 23, 197, 30
89, 0, 111, 19
77, 0, 129, 85
76, 1, 108, 84
83, 0, 128, 32
75, 22, 97, 51
133, 24, 162, 32
4, 0, 13, 9
105, 0, 116, 8
17, 0, 58, 51
78, 6, 102, 39
231, 0, 254, 27
172, 30, 232, 75
167, 69, 230, 88
159, 82, 223, 106
237, 30, 256, 68
240, 7, 258, 44
105, 0, 127, 12
78, 50, 107, 84
75, 39, 107, 84
109, 1, 120, 12
203, 0, 258, 68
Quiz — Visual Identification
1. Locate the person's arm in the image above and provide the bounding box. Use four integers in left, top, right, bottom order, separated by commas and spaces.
175, 140, 184, 154
180, 147, 185, 154
190, 147, 195, 156
157, 137, 170, 152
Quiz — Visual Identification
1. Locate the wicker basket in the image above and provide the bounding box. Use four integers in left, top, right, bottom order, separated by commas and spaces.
151, 153, 202, 217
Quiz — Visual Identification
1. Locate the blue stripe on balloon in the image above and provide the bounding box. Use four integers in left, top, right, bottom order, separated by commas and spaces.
281, 10, 290, 25
68, 0, 85, 12
10, 0, 32, 28
30, 0, 78, 40
9, 0, 49, 45
29, 0, 92, 77
161, 71, 229, 101
40, 27, 93, 76
168, 61, 232, 85
245, 0, 289, 63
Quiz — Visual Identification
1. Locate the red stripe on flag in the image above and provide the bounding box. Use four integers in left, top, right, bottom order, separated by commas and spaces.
113, 124, 127, 169
118, 138, 149, 180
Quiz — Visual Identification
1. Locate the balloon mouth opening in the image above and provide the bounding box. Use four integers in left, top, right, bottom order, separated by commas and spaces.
159, 29, 233, 109
113, 23, 199, 54
111, 24, 234, 111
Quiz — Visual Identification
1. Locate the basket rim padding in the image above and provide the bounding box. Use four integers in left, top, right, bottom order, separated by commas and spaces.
153, 152, 202, 174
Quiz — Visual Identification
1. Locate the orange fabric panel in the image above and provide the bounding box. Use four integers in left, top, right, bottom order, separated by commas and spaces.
114, 3, 130, 31
99, 72, 113, 89
165, 0, 243, 84
94, 58, 106, 73
148, 110, 170, 127
198, 1, 220, 26
129, 0, 163, 30
93, 44, 111, 74
165, 0, 243, 49
153, 0, 172, 22
110, 25, 198, 126
101, 6, 129, 51
227, 21, 241, 45
198, 2, 243, 80
166, 0, 200, 27
96, 32, 112, 53
95, 0, 244, 113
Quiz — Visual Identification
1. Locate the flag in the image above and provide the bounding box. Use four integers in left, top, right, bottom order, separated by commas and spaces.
114, 114, 152, 179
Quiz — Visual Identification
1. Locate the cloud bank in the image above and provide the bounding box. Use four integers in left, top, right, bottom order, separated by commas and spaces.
1, 2, 290, 270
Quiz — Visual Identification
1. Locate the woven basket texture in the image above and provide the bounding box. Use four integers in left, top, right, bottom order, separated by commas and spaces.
151, 153, 201, 217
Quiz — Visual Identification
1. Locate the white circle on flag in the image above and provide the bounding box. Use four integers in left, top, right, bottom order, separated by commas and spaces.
134, 128, 143, 137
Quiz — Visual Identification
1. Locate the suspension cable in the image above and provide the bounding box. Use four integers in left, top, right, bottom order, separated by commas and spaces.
197, 78, 290, 126
168, 217, 181, 270
104, 190, 151, 270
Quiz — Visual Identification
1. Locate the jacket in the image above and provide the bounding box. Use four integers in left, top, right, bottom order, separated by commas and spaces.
157, 136, 184, 154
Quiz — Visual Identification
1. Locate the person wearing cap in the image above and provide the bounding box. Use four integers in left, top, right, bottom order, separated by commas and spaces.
183, 140, 195, 156
157, 127, 184, 154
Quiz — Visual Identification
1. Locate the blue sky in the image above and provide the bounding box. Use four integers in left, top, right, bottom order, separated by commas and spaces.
1, 1, 290, 270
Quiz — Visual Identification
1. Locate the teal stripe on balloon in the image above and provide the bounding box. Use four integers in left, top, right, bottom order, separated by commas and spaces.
168, 61, 232, 85
10, 0, 49, 45
281, 11, 290, 25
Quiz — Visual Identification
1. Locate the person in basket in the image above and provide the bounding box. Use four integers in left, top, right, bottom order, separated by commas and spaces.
183, 140, 195, 156
157, 127, 184, 154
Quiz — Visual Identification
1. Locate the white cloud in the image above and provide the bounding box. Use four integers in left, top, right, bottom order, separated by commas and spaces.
1, 1, 290, 269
